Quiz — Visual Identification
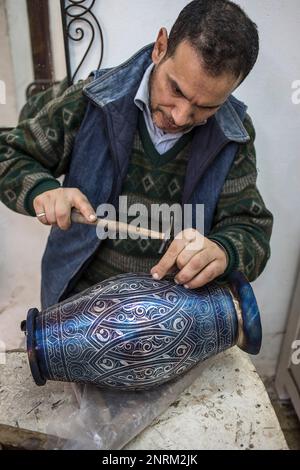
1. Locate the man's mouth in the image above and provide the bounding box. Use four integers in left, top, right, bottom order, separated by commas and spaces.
160, 114, 185, 133
152, 108, 191, 133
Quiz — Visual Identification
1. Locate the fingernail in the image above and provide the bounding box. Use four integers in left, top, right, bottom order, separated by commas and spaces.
152, 273, 160, 280
184, 284, 190, 289
89, 214, 97, 221
174, 279, 180, 285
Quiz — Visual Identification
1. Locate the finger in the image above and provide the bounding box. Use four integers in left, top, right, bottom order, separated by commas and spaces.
175, 249, 214, 285
43, 199, 57, 226
54, 198, 72, 231
183, 260, 222, 289
36, 212, 49, 225
183, 230, 205, 252
176, 242, 202, 270
150, 237, 189, 280
33, 199, 50, 226
72, 192, 97, 223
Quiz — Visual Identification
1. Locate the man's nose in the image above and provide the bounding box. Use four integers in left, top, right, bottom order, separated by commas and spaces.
171, 102, 193, 127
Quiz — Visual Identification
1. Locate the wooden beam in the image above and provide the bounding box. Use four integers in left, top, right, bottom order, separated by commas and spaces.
0, 423, 68, 450
26, 0, 53, 81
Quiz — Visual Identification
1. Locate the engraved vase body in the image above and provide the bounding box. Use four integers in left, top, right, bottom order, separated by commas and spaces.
23, 271, 261, 391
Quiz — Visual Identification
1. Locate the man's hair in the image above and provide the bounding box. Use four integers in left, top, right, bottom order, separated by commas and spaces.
167, 0, 259, 83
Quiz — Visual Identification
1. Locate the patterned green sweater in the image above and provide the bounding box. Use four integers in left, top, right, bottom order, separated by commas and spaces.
71, 112, 194, 294
0, 79, 273, 283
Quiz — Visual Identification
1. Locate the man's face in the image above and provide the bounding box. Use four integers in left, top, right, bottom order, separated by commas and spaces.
150, 29, 240, 134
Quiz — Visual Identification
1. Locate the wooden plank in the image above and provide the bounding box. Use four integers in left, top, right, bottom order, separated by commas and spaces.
26, 0, 53, 81
0, 423, 67, 450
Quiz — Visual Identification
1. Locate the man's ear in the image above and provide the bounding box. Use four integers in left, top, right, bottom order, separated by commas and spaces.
152, 28, 169, 65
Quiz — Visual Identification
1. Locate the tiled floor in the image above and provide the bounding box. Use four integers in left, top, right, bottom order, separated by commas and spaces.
264, 377, 300, 450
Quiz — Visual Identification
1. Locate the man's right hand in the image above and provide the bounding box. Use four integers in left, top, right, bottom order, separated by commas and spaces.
33, 188, 97, 231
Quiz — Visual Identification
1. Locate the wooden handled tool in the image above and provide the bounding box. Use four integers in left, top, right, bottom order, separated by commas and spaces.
71, 209, 166, 241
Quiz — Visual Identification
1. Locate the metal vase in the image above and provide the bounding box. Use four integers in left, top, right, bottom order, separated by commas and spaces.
21, 271, 262, 391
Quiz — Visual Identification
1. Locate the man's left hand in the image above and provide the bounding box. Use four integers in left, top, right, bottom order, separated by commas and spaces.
150, 228, 228, 289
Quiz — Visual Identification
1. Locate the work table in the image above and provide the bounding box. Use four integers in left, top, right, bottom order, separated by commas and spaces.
0, 348, 287, 450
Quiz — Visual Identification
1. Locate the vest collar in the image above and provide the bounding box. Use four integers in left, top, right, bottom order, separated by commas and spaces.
215, 97, 250, 143
83, 43, 250, 144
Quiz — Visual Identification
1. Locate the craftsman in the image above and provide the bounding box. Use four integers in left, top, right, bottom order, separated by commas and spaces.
0, 0, 273, 309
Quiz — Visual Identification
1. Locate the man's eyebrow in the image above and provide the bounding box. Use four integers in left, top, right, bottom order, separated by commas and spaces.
169, 77, 223, 109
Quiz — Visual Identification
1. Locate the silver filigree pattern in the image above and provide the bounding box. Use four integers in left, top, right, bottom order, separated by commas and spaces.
36, 273, 238, 390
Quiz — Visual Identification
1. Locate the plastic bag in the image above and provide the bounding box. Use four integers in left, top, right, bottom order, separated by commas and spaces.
46, 358, 211, 450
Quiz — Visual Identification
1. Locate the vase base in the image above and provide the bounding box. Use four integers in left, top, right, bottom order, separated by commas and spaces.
21, 308, 47, 386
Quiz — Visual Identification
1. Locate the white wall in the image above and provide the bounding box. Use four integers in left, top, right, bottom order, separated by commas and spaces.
5, 0, 33, 114
68, 0, 188, 78
232, 0, 300, 376
0, 0, 299, 377
0, 0, 18, 127
49, 0, 67, 81
1, 0, 66, 121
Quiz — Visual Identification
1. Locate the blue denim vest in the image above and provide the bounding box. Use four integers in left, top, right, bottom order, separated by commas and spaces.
41, 44, 250, 309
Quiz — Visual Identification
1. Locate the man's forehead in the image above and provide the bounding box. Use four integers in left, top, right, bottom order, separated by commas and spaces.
166, 41, 239, 105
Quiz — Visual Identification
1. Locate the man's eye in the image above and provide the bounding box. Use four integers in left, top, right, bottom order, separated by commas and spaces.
173, 86, 182, 96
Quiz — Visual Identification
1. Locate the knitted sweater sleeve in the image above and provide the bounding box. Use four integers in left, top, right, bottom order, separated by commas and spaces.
208, 114, 274, 282
0, 79, 90, 216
